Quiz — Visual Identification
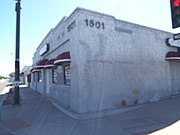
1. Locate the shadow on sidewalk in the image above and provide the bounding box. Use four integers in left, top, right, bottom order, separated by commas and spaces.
2, 88, 14, 106
2, 87, 23, 106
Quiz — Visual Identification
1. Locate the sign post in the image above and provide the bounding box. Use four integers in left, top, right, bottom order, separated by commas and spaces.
13, 0, 21, 105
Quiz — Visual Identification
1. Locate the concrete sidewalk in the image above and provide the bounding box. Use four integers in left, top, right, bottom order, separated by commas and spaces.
0, 87, 12, 135
0, 87, 180, 135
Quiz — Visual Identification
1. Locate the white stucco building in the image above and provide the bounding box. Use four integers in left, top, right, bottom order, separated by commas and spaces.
29, 8, 180, 119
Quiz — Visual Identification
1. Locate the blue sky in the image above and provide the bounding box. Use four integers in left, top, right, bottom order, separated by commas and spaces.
0, 0, 180, 76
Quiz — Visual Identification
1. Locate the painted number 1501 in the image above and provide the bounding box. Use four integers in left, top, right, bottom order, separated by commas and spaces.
85, 19, 105, 30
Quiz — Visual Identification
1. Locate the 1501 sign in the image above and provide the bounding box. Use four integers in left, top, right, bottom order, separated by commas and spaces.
67, 20, 76, 32
85, 19, 105, 30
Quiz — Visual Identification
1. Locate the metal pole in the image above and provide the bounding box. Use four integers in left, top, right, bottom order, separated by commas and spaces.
13, 0, 21, 105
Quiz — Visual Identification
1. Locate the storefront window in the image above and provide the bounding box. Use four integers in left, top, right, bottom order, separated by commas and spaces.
37, 71, 42, 82
52, 68, 58, 83
64, 65, 70, 85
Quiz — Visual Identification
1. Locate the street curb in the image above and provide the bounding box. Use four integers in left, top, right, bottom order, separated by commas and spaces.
50, 97, 143, 120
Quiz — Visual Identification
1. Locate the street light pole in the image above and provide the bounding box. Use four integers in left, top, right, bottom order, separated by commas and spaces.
13, 0, 21, 105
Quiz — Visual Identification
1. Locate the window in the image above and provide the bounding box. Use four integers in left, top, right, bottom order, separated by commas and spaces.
64, 65, 70, 85
52, 68, 58, 83
37, 71, 42, 82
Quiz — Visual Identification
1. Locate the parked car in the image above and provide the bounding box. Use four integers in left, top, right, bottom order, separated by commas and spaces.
6, 82, 13, 87
6, 82, 23, 87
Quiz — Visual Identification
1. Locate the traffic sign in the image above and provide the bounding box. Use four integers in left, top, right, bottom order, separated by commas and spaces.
170, 0, 180, 28
167, 38, 180, 47
173, 33, 180, 40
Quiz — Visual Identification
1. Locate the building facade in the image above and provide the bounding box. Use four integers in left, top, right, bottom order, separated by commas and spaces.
30, 8, 179, 119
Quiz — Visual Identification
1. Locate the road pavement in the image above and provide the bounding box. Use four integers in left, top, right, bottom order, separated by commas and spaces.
0, 87, 180, 135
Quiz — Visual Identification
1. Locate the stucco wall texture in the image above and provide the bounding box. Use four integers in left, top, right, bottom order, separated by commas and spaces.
31, 8, 178, 118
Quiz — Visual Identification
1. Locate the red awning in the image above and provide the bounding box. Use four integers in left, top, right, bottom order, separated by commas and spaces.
166, 51, 180, 60
30, 68, 40, 73
30, 68, 34, 72
35, 59, 48, 69
32, 69, 41, 73
54, 52, 71, 65
44, 58, 55, 69
20, 72, 24, 75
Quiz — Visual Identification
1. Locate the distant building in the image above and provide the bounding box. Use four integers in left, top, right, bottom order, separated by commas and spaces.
20, 66, 31, 86
29, 8, 178, 119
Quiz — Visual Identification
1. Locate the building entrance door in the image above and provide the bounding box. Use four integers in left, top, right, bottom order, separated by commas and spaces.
169, 62, 180, 95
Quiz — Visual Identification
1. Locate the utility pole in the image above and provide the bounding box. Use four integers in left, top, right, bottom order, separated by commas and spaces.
13, 0, 21, 105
